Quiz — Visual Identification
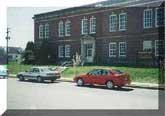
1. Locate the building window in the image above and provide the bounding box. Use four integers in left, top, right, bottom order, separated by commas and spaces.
109, 14, 117, 32
59, 21, 64, 37
86, 44, 93, 57
45, 24, 49, 38
143, 9, 153, 28
119, 13, 127, 31
155, 7, 165, 27
155, 40, 163, 56
119, 42, 127, 57
143, 40, 152, 52
65, 45, 71, 58
109, 42, 117, 57
65, 20, 71, 36
90, 16, 96, 34
81, 17, 88, 35
39, 24, 44, 39
58, 46, 64, 58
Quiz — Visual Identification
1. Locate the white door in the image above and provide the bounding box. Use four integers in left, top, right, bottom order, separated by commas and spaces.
86, 44, 93, 63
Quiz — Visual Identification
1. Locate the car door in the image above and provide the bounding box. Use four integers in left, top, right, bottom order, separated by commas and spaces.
84, 70, 98, 84
23, 68, 33, 79
92, 69, 109, 85
91, 69, 102, 84
87, 69, 101, 84
31, 68, 40, 80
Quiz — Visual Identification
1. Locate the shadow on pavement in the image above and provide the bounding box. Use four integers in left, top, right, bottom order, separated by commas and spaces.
17, 79, 60, 84
75, 85, 134, 92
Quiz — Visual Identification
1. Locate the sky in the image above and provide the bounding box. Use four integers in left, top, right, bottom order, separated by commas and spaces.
0, 0, 105, 49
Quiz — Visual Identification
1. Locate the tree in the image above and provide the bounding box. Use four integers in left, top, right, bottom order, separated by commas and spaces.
37, 39, 51, 65
72, 52, 82, 77
22, 41, 35, 64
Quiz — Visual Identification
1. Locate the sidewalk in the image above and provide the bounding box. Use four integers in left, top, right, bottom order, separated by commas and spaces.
9, 74, 164, 90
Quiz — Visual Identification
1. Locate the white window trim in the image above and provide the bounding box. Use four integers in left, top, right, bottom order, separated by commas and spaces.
65, 20, 71, 36
65, 45, 71, 58
81, 18, 88, 35
119, 42, 127, 57
39, 24, 43, 39
45, 23, 49, 38
90, 16, 96, 34
109, 42, 117, 58
155, 40, 158, 56
143, 9, 153, 29
155, 8, 159, 27
58, 46, 64, 58
109, 14, 117, 32
59, 21, 64, 37
119, 13, 127, 31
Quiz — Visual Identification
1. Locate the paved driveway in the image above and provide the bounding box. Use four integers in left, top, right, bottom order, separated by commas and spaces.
8, 78, 158, 109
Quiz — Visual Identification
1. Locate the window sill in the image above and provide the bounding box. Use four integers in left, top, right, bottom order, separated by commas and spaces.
143, 27, 153, 29
109, 56, 116, 58
119, 29, 126, 31
119, 56, 127, 58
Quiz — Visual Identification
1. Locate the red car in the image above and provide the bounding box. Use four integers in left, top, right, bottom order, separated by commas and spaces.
74, 69, 131, 89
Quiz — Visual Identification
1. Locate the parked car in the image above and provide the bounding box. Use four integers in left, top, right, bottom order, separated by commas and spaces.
17, 67, 61, 83
61, 61, 73, 67
0, 65, 8, 79
73, 68, 131, 89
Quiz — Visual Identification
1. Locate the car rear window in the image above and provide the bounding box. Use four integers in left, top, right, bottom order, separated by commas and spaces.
40, 68, 52, 72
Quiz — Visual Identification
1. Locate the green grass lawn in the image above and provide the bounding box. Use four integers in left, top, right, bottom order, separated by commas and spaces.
8, 62, 159, 84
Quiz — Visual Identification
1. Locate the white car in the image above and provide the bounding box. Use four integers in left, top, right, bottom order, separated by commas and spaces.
0, 65, 8, 79
17, 67, 61, 83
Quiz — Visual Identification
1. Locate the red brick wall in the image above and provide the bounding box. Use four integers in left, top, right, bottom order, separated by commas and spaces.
34, 6, 160, 66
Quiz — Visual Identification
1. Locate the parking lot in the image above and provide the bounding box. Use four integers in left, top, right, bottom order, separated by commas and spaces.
8, 78, 158, 109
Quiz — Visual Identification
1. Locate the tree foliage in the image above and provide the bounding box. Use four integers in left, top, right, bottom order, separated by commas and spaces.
36, 40, 51, 65
22, 41, 35, 64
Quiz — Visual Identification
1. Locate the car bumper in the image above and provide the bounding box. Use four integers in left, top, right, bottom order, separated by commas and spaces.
0, 74, 8, 79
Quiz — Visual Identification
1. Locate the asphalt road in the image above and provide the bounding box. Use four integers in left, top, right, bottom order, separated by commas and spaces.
8, 78, 159, 109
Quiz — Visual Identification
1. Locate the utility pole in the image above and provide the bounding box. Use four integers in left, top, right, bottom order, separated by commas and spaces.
6, 28, 10, 65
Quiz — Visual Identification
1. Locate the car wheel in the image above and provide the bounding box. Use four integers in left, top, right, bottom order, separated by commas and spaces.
77, 78, 84, 86
37, 77, 43, 83
19, 75, 24, 81
106, 81, 114, 89
117, 86, 122, 89
51, 79, 55, 83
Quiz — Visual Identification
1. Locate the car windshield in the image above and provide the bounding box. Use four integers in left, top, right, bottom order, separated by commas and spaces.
112, 69, 124, 74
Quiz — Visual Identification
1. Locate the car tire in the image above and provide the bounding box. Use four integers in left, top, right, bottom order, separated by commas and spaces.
77, 78, 84, 86
117, 86, 122, 89
106, 81, 114, 89
37, 76, 43, 83
19, 75, 24, 81
51, 79, 55, 83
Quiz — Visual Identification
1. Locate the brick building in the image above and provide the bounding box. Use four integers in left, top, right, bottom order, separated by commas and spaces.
33, 0, 164, 66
